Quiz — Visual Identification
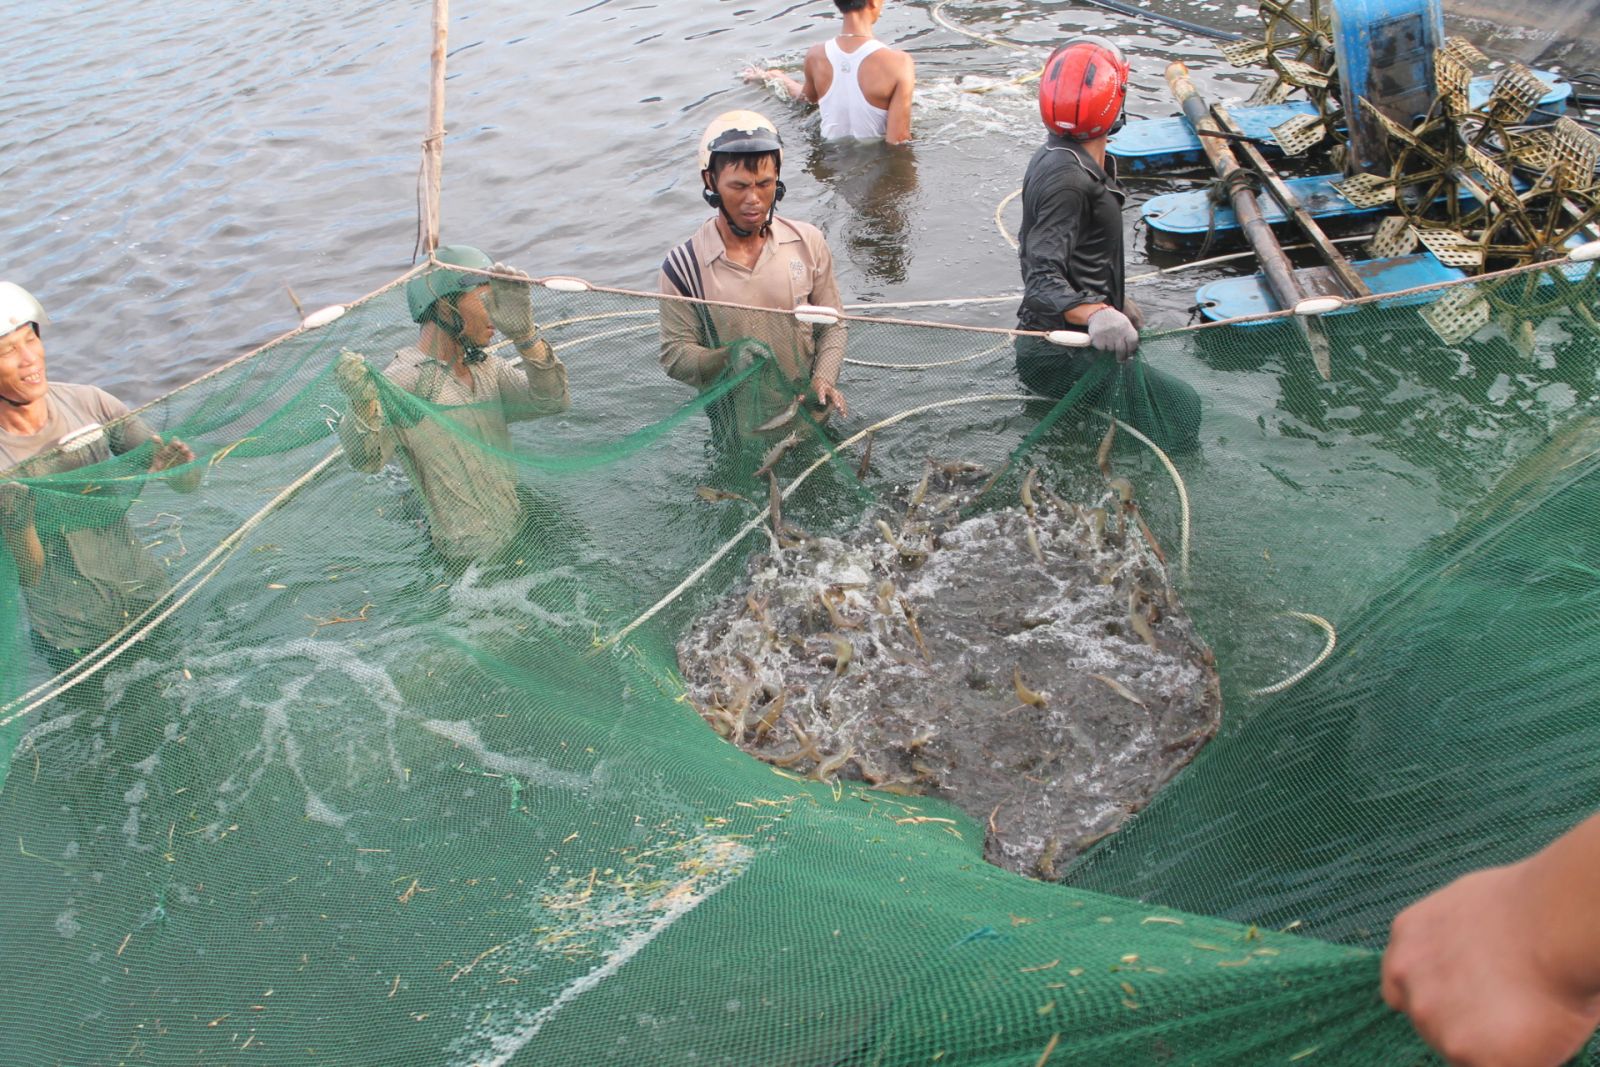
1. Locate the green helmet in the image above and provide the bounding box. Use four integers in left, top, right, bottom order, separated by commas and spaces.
406, 245, 494, 323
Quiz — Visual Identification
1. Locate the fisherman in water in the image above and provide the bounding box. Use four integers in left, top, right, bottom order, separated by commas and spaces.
335, 248, 570, 565
743, 0, 916, 144
658, 110, 848, 447
0, 281, 200, 674
1013, 37, 1201, 453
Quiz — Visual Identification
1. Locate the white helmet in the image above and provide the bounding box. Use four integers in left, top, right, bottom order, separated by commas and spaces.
698, 110, 784, 172
0, 282, 49, 336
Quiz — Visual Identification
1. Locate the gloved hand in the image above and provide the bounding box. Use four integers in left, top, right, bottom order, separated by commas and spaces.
335, 349, 381, 424
724, 337, 775, 374
1123, 296, 1146, 332
1087, 307, 1140, 362
488, 262, 538, 343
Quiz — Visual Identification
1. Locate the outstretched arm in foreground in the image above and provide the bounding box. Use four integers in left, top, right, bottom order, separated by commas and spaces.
1382, 811, 1600, 1067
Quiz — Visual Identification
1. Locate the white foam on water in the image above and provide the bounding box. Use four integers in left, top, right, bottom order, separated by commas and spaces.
14, 712, 78, 753
914, 70, 1042, 142
419, 719, 597, 795
448, 563, 584, 627
445, 836, 753, 1067
187, 640, 405, 829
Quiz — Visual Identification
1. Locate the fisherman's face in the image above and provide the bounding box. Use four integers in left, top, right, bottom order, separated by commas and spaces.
0, 323, 47, 407
710, 156, 781, 233
454, 286, 496, 348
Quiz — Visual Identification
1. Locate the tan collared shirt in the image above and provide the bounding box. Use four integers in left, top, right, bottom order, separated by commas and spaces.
657, 215, 847, 410
337, 345, 569, 562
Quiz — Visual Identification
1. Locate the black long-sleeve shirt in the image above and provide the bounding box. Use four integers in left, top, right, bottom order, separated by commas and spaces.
1015, 134, 1127, 333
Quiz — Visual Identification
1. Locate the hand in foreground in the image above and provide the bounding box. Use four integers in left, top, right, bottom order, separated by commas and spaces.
148, 435, 195, 473
488, 262, 537, 343
1087, 307, 1140, 362
741, 64, 776, 84
1381, 861, 1600, 1067
813, 381, 848, 419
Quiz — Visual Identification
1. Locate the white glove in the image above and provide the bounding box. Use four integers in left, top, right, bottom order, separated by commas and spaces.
1087, 307, 1140, 362
488, 262, 537, 343
336, 350, 380, 424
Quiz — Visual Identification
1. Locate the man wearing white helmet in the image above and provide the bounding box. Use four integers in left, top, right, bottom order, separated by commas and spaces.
0, 282, 200, 672
334, 246, 570, 565
658, 110, 848, 445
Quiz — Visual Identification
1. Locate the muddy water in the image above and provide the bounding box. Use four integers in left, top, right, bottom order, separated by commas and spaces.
7, 0, 1274, 404
678, 461, 1221, 879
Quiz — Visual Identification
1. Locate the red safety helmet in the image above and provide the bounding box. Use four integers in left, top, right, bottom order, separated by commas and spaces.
1038, 36, 1129, 140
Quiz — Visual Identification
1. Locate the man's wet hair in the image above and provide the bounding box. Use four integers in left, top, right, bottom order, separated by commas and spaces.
707, 150, 782, 182
834, 0, 870, 11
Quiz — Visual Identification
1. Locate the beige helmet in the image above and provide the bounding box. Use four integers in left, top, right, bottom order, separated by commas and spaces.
698, 110, 784, 172
0, 282, 49, 336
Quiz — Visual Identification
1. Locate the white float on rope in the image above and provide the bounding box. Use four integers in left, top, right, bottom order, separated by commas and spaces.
1293, 295, 1346, 317
1044, 329, 1092, 347
1569, 238, 1600, 263
793, 303, 841, 326
542, 277, 592, 292
301, 305, 347, 330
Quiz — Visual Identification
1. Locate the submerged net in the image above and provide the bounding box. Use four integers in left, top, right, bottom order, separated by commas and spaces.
2, 258, 1599, 1064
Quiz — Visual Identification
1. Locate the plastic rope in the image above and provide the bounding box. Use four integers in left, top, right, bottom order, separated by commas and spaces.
1247, 611, 1338, 697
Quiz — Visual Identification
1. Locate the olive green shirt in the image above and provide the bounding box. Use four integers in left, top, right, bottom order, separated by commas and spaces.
337, 345, 569, 562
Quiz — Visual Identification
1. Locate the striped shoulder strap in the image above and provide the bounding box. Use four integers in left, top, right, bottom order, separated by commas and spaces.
661, 237, 721, 349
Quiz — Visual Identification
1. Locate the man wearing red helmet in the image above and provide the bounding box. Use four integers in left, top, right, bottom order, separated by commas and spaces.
1014, 37, 1199, 451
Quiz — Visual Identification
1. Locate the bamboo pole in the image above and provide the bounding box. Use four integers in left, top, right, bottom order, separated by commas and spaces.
421, 0, 450, 254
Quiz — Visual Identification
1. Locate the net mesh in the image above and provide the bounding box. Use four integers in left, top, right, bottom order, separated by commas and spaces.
3, 258, 1599, 1065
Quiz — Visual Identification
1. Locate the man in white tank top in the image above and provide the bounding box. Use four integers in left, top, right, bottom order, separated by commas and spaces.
744, 0, 915, 144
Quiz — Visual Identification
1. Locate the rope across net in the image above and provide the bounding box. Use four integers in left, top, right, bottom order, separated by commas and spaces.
2, 258, 1599, 1065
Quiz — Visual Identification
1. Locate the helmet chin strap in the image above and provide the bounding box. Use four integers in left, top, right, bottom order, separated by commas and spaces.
432, 300, 489, 364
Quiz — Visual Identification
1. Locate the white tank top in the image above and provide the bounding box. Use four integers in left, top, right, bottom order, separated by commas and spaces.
819, 38, 890, 141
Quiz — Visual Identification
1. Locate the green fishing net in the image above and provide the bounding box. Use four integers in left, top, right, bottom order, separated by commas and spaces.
2, 260, 1597, 1064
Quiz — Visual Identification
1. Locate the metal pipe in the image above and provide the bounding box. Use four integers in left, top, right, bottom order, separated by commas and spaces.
1165, 61, 1304, 312
1167, 62, 1333, 377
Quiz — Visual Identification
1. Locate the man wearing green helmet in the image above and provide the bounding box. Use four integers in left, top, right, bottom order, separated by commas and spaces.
658, 110, 848, 447
334, 247, 570, 564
